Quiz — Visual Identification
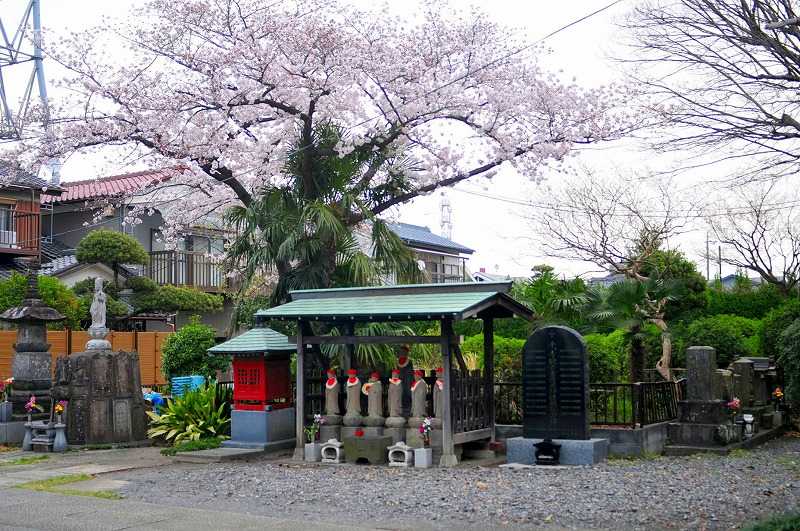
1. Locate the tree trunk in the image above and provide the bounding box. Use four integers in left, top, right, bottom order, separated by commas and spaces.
629, 325, 645, 383
652, 318, 672, 381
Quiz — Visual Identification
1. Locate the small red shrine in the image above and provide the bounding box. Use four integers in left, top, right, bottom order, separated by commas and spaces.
208, 327, 296, 450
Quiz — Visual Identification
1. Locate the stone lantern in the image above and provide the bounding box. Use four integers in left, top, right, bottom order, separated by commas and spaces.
0, 268, 64, 418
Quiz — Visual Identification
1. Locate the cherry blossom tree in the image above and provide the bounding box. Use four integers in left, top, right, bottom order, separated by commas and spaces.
15, 0, 634, 292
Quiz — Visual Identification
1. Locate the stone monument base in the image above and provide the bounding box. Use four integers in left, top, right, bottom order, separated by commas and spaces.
0, 420, 25, 444
341, 426, 383, 438
506, 437, 609, 466
384, 426, 405, 444
342, 434, 392, 464
224, 408, 295, 451
667, 421, 741, 447
319, 424, 341, 442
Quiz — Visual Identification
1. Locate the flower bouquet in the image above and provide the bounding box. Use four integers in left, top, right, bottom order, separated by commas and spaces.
303, 413, 325, 462
772, 387, 784, 411
54, 400, 68, 423
419, 417, 433, 447
727, 397, 741, 422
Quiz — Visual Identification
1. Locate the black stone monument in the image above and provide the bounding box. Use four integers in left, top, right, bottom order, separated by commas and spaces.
522, 326, 590, 440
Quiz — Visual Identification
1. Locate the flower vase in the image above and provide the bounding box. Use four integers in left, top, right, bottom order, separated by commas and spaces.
53, 420, 67, 453
0, 401, 11, 423
414, 447, 433, 468
304, 442, 322, 462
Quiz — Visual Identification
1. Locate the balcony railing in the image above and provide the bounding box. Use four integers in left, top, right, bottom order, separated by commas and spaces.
428, 272, 467, 283
147, 250, 226, 292
0, 207, 39, 255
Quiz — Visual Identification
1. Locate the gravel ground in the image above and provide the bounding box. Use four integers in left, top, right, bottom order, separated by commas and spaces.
110, 436, 800, 530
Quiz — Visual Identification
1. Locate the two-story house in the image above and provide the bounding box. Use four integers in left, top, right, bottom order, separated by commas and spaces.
0, 161, 63, 278
386, 222, 474, 283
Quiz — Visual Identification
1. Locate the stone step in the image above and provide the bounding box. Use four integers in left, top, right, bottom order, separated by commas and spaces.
172, 447, 265, 463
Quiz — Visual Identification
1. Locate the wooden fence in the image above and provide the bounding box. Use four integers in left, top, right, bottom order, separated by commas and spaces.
0, 330, 172, 386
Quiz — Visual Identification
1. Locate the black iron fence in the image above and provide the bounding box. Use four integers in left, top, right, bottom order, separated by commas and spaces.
495, 379, 685, 427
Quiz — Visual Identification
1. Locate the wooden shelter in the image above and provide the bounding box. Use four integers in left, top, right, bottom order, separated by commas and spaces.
256, 282, 533, 466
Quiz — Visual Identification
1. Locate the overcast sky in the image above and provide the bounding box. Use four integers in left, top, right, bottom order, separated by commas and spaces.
0, 0, 737, 280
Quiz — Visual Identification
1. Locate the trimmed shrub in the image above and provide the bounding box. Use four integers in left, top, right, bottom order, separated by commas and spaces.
686, 314, 761, 367
778, 319, 800, 405
132, 284, 223, 313
706, 283, 786, 319
161, 317, 226, 379
762, 300, 800, 359
584, 329, 628, 382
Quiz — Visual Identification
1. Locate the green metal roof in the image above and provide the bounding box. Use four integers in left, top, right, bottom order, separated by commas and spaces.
255, 282, 533, 322
208, 327, 295, 355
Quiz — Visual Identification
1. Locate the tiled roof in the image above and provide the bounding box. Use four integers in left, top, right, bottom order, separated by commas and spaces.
208, 327, 295, 356
42, 167, 179, 204
39, 255, 79, 276
0, 161, 63, 195
256, 282, 531, 322
40, 239, 75, 261
388, 222, 473, 255
0, 258, 29, 280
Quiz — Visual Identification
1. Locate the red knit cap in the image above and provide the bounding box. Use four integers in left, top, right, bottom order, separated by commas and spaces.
326, 368, 336, 375
435, 367, 444, 374
413, 369, 424, 377
370, 371, 380, 379
391, 369, 400, 375
347, 369, 357, 375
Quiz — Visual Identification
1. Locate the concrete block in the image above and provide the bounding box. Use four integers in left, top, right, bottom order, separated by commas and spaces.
414, 447, 432, 468
506, 437, 609, 465
227, 408, 295, 450
342, 435, 392, 464
0, 421, 25, 444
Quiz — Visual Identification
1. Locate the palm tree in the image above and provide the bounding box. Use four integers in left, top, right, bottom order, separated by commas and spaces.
225, 122, 424, 306
512, 265, 589, 326
583, 279, 678, 382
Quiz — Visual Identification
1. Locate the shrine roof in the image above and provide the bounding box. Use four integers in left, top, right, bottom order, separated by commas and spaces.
255, 282, 533, 322
208, 327, 295, 356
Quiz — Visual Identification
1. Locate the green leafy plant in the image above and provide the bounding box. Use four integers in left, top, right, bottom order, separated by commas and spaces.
744, 512, 800, 531
460, 334, 526, 381
147, 383, 231, 444
583, 329, 628, 382
0, 273, 83, 329
76, 229, 149, 286
160, 316, 225, 379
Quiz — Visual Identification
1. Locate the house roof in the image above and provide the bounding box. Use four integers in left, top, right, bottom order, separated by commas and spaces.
255, 282, 532, 322
388, 222, 473, 255
208, 327, 295, 356
42, 167, 178, 204
0, 161, 63, 195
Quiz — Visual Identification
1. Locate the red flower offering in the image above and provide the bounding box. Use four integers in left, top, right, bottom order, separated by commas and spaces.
355, 428, 364, 437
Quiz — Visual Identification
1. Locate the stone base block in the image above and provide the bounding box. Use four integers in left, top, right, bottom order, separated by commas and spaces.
678, 401, 730, 424
506, 437, 609, 466
384, 427, 405, 444
319, 425, 341, 442
342, 435, 392, 464
228, 408, 295, 451
0, 421, 25, 445
414, 447, 433, 468
385, 417, 406, 429
342, 415, 363, 427
340, 426, 383, 438
668, 422, 741, 447
363, 416, 384, 427
222, 438, 295, 451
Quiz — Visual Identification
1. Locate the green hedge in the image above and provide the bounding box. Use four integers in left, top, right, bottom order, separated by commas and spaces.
778, 319, 800, 405
461, 334, 526, 381
584, 329, 628, 382
686, 314, 761, 367
706, 284, 786, 319
0, 273, 83, 329
762, 299, 800, 359
161, 317, 227, 379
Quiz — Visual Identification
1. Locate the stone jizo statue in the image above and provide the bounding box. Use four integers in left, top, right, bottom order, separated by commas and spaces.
364, 372, 384, 427
343, 369, 363, 427
323, 369, 342, 425
408, 369, 428, 428
385, 369, 406, 428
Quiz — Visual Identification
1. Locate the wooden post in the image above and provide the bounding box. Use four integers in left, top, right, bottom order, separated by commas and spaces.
293, 320, 305, 460
343, 322, 354, 372
484, 317, 495, 442
440, 319, 457, 467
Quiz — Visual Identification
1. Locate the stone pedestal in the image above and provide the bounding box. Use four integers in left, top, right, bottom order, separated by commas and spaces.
506, 437, 609, 465
0, 420, 25, 444
52, 349, 148, 446
319, 424, 341, 442
222, 408, 295, 450
414, 447, 433, 468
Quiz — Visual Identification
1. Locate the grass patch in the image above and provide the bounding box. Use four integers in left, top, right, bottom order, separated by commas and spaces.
0, 455, 49, 467
14, 474, 121, 500
607, 451, 662, 465
160, 437, 222, 456
744, 512, 800, 531
728, 448, 751, 458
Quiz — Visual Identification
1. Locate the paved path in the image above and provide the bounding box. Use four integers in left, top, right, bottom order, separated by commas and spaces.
0, 489, 364, 531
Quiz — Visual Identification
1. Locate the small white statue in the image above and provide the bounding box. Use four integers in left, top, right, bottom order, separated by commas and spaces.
89, 277, 107, 330
86, 277, 111, 351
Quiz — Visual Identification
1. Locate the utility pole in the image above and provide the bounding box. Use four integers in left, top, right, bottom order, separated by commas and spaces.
718, 244, 723, 280
706, 232, 711, 280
